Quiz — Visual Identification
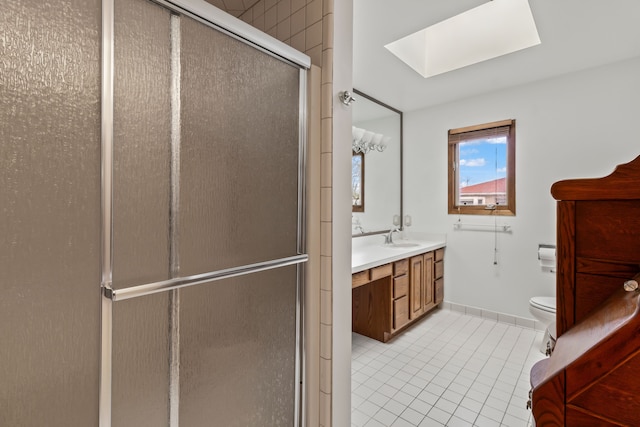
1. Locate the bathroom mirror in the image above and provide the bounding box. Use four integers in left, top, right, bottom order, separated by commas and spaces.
352, 89, 402, 236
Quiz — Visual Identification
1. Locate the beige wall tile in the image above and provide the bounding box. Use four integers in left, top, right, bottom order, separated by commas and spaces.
320, 323, 332, 358
265, 0, 278, 9
266, 26, 277, 38
252, 0, 265, 17
306, 0, 323, 25
292, 0, 306, 13
320, 152, 332, 187
208, 0, 226, 10
290, 30, 305, 53
240, 8, 252, 22
322, 12, 333, 49
277, 0, 291, 22
305, 20, 322, 50
291, 7, 306, 36
321, 117, 332, 153
321, 82, 332, 119
322, 47, 333, 84
321, 187, 332, 222
320, 289, 332, 324
306, 44, 322, 67
225, 0, 245, 9
252, 13, 265, 31
320, 220, 332, 256
323, 0, 332, 15
320, 255, 332, 291
264, 4, 277, 30
320, 357, 332, 393
277, 16, 291, 40
320, 391, 331, 427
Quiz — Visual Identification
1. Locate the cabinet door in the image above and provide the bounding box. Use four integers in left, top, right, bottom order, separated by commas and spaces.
393, 296, 410, 330
423, 252, 434, 309
393, 275, 409, 332
435, 277, 444, 304
393, 274, 409, 299
409, 255, 424, 319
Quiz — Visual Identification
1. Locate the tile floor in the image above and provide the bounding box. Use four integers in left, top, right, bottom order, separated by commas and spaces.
351, 308, 547, 427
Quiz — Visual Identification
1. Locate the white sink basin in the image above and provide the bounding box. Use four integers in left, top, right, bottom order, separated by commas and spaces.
386, 242, 421, 248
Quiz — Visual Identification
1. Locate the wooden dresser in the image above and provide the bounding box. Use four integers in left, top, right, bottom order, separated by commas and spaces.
530, 155, 640, 426
551, 155, 640, 336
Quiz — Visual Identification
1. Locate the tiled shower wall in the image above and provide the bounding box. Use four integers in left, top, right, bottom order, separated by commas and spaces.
215, 1, 335, 425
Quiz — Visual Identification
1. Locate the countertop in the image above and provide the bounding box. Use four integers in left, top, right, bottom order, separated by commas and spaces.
352, 232, 446, 274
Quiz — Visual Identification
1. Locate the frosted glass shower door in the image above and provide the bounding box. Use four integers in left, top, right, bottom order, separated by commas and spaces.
106, 0, 309, 426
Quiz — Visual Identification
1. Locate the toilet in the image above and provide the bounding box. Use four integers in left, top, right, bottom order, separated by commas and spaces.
529, 296, 556, 354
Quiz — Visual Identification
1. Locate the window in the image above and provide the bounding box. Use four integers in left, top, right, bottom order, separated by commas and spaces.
448, 119, 515, 215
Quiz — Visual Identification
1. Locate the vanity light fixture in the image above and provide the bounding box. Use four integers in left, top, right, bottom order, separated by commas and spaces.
384, 0, 540, 78
352, 126, 389, 154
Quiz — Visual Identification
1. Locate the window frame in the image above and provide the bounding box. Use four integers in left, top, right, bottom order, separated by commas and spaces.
448, 119, 516, 216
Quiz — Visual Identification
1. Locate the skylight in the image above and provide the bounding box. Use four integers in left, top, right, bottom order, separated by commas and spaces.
384, 0, 541, 78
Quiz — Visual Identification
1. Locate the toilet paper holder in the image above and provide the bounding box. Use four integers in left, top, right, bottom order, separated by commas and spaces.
538, 244, 556, 273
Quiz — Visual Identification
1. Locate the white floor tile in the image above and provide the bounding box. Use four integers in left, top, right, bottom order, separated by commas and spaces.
351, 309, 546, 427
399, 407, 425, 425
369, 391, 391, 407
373, 408, 398, 426
383, 398, 408, 416
426, 406, 452, 425
390, 418, 415, 427
453, 405, 478, 424
352, 409, 371, 427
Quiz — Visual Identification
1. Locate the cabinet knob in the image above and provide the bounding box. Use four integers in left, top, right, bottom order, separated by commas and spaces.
624, 279, 639, 292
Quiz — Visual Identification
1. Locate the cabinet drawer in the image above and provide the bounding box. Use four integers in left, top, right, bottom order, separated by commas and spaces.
394, 259, 408, 276
393, 275, 408, 298
435, 260, 444, 279
435, 277, 444, 304
393, 296, 409, 330
435, 248, 444, 262
352, 270, 369, 288
371, 263, 393, 280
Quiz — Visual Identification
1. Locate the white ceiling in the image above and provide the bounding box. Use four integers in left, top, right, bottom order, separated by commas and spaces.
353, 0, 640, 113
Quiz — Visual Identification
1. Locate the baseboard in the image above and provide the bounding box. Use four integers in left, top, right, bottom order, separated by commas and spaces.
440, 301, 548, 332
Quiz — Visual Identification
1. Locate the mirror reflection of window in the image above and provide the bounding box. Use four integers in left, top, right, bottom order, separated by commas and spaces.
352, 151, 364, 212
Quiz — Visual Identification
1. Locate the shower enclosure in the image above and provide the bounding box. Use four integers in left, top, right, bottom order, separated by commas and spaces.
0, 0, 310, 426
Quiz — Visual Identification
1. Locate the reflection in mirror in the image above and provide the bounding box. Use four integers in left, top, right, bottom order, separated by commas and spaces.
352, 151, 364, 212
351, 89, 402, 236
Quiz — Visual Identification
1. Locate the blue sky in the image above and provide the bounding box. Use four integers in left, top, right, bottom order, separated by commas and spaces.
458, 137, 507, 187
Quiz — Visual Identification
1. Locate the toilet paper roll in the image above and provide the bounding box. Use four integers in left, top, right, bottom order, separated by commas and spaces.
538, 247, 556, 269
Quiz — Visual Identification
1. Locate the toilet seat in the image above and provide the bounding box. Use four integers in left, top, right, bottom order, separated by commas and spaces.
529, 296, 556, 313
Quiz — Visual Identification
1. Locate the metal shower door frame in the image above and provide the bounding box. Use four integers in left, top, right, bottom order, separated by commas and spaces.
99, 1, 311, 425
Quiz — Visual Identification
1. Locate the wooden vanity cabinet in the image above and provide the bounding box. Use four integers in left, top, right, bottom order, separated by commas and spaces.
410, 252, 434, 319
392, 259, 410, 332
410, 248, 445, 319
353, 247, 444, 342
435, 248, 444, 305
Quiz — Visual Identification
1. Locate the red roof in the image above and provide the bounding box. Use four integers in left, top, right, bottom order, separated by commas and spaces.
460, 177, 506, 194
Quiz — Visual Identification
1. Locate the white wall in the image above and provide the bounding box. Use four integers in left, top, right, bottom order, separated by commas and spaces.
403, 56, 640, 319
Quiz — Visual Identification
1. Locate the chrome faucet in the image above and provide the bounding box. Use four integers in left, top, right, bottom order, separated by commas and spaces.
384, 226, 401, 244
